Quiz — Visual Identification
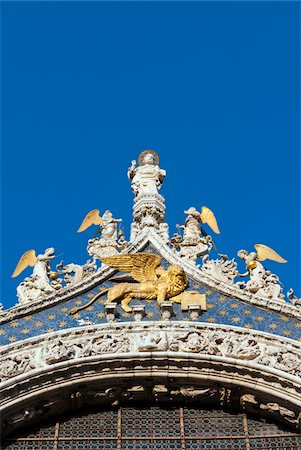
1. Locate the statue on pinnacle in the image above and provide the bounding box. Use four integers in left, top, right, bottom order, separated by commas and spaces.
128, 150, 166, 197
129, 150, 169, 242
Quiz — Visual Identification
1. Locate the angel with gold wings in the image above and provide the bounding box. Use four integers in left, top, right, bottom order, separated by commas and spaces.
11, 248, 56, 304
237, 244, 287, 301
77, 209, 121, 239
70, 253, 189, 313
77, 209, 122, 260
177, 206, 220, 245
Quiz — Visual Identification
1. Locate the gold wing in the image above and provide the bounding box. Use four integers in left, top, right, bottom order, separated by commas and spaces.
12, 250, 37, 278
255, 244, 287, 263
200, 206, 220, 234
101, 253, 162, 282
77, 209, 102, 233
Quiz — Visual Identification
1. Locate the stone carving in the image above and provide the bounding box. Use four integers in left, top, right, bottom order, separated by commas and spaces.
0, 353, 35, 381
132, 331, 168, 352
218, 335, 261, 360
236, 248, 285, 301
128, 151, 166, 197
169, 386, 218, 401
173, 206, 219, 263
6, 409, 35, 425
92, 332, 130, 354
257, 347, 301, 374
0, 324, 300, 384
287, 288, 301, 306
88, 385, 147, 406
56, 259, 97, 286
260, 402, 296, 420
128, 151, 169, 241
240, 395, 299, 424
152, 384, 227, 404
240, 393, 258, 407
86, 210, 122, 260
117, 229, 129, 250
169, 331, 204, 353
200, 254, 238, 285
12, 248, 58, 304
41, 339, 76, 365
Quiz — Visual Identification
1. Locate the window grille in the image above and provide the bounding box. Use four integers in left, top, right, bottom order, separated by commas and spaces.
3, 406, 301, 450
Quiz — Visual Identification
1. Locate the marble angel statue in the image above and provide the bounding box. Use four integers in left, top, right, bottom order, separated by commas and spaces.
127, 150, 166, 196
12, 248, 58, 304
78, 209, 122, 260
236, 244, 287, 301
177, 206, 220, 244
173, 206, 220, 262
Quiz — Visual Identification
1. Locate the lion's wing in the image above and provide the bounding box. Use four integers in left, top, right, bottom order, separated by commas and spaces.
101, 253, 161, 282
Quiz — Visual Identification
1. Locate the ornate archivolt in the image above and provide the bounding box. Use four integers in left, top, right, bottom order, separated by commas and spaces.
2, 150, 301, 441
1, 322, 301, 436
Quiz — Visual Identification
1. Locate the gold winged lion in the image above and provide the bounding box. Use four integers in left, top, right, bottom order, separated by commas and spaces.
70, 253, 188, 314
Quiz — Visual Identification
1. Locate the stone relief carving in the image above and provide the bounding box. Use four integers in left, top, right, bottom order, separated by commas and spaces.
1, 353, 36, 380
91, 332, 130, 354
257, 347, 301, 375
132, 330, 169, 352
200, 254, 238, 285
240, 394, 299, 426
1, 324, 300, 383
169, 331, 204, 353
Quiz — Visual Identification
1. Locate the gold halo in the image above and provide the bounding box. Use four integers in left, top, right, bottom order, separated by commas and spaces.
138, 150, 159, 166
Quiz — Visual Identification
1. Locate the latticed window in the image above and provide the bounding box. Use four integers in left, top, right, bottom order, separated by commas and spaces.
2, 406, 301, 450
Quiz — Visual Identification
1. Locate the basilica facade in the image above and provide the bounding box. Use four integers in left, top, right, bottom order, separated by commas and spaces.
1, 151, 300, 449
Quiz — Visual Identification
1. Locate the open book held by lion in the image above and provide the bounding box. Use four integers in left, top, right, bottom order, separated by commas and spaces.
70, 253, 199, 314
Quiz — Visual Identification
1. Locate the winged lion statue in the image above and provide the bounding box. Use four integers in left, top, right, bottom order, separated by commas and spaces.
70, 253, 189, 314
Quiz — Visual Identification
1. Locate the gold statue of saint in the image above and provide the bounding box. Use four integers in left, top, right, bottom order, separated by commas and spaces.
70, 253, 189, 313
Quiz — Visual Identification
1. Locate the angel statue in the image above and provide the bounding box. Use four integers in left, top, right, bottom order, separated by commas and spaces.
175, 206, 220, 262
77, 209, 122, 260
70, 253, 190, 314
127, 150, 166, 196
236, 244, 287, 301
12, 248, 58, 304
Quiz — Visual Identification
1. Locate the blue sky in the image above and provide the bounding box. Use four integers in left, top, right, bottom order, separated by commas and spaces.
1, 1, 300, 308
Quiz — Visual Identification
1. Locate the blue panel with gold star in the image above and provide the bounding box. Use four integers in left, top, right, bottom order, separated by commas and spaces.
1, 245, 300, 345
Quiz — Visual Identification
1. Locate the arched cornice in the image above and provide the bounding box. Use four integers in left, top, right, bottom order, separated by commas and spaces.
1, 322, 300, 436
